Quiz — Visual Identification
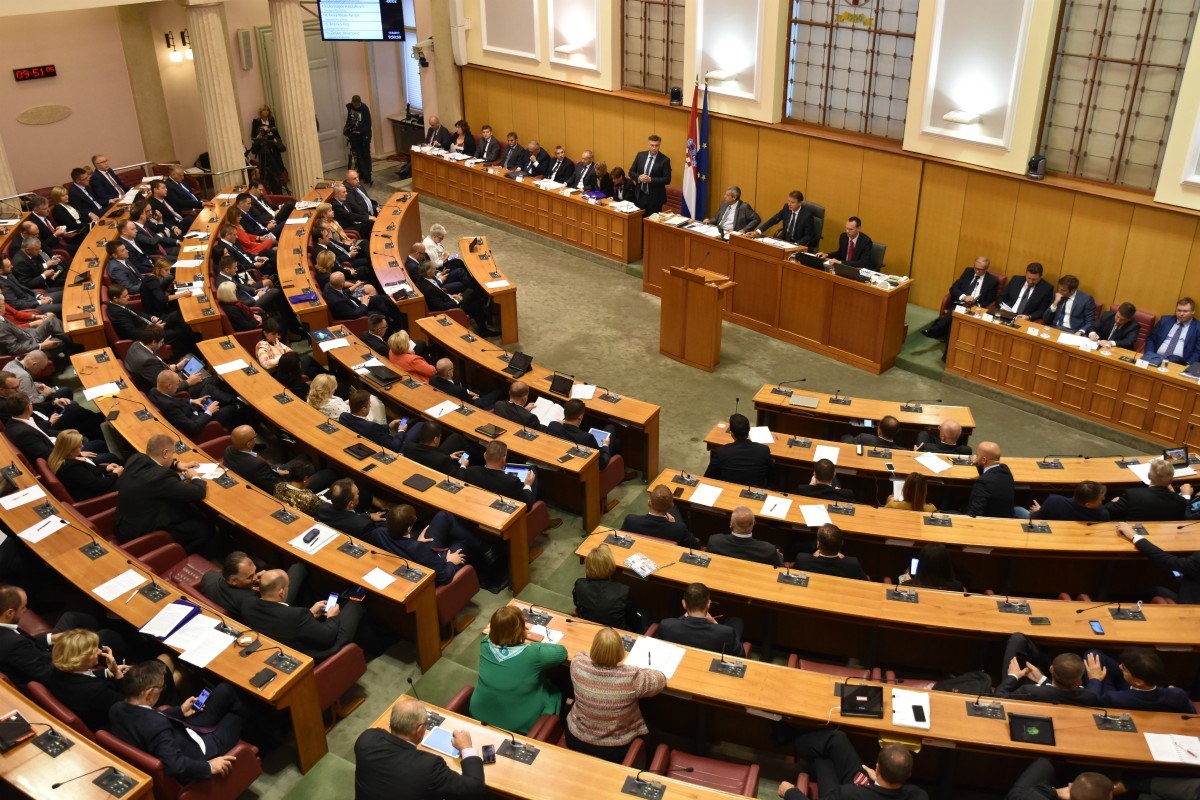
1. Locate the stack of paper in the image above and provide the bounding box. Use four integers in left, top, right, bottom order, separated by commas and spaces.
484, 279, 511, 289
214, 359, 249, 375
172, 259, 202, 270
914, 452, 953, 474
799, 505, 833, 527
690, 483, 723, 507
425, 400, 460, 419
82, 382, 121, 402
527, 624, 565, 644
363, 568, 396, 591
1, 485, 45, 511
891, 688, 931, 730
570, 384, 597, 400
626, 637, 685, 678
93, 570, 148, 602
813, 444, 841, 464
319, 338, 350, 352
761, 496, 792, 519
17, 516, 67, 544
530, 397, 565, 427
609, 201, 641, 214
139, 600, 200, 639
748, 426, 775, 444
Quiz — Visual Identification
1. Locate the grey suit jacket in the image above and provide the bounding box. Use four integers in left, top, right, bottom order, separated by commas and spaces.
0, 319, 41, 356
710, 200, 761, 233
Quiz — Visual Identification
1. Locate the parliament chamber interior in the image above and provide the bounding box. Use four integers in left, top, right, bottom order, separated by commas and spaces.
1, 0, 1200, 798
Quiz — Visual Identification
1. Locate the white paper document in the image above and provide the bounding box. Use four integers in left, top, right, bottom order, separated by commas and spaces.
1174, 466, 1196, 478
891, 688, 931, 730
748, 426, 775, 444
484, 280, 511, 289
17, 516, 67, 544
1144, 733, 1200, 764
1057, 332, 1093, 348
163, 614, 221, 650
318, 338, 350, 352
362, 568, 396, 591
625, 637, 685, 679
892, 479, 906, 501
813, 445, 840, 465
182, 244, 207, 253
214, 359, 249, 375
914, 452, 953, 474
283, 216, 310, 225
190, 463, 225, 480
289, 524, 340, 554
690, 483, 723, 507
530, 396, 565, 428
172, 259, 202, 270
180, 628, 236, 668
761, 495, 792, 519
1127, 463, 1153, 485
93, 570, 148, 602
0, 484, 45, 510
570, 384, 597, 400
82, 382, 121, 401
528, 624, 565, 644
183, 231, 210, 240
425, 400, 460, 419
798, 505, 833, 527
352, 357, 385, 376
139, 601, 197, 638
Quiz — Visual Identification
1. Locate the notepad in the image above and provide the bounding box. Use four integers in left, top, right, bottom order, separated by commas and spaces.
570, 384, 597, 400
425, 400, 459, 419
0, 485, 45, 511
798, 505, 832, 527
626, 637, 685, 678
140, 600, 200, 638
761, 496, 792, 519
1144, 733, 1200, 764
17, 516, 66, 544
179, 628, 235, 668
93, 569, 148, 602
690, 483, 723, 507
748, 426, 774, 444
813, 445, 840, 465
363, 567, 397, 590
82, 382, 121, 401
891, 688, 931, 730
214, 359, 249, 375
914, 452, 953, 474
163, 614, 220, 650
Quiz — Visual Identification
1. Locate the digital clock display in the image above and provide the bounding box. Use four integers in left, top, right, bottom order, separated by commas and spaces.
13, 65, 57, 82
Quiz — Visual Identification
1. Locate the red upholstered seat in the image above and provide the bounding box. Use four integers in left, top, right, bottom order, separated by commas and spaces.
97, 730, 261, 800
787, 655, 881, 681
436, 563, 480, 641
649, 744, 760, 797
86, 507, 174, 558
425, 308, 470, 329
664, 187, 683, 214
1109, 303, 1156, 352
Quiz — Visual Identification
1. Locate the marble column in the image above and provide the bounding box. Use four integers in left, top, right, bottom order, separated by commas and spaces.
269, 0, 324, 189
0, 136, 17, 207
116, 4, 176, 165
187, 2, 245, 180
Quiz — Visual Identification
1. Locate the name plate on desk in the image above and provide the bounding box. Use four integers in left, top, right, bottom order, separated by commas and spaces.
887, 588, 919, 603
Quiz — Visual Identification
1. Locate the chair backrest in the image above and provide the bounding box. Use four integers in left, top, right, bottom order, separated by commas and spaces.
96, 729, 181, 800
35, 457, 74, 504
25, 681, 95, 741
990, 270, 1008, 297
801, 201, 825, 247
664, 186, 683, 214
88, 506, 117, 541
868, 242, 887, 271
1110, 303, 1156, 352
795, 658, 870, 679
198, 435, 231, 461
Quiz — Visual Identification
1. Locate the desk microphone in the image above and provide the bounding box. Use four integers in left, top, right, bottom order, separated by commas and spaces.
107, 394, 150, 419
776, 378, 807, 390
1176, 520, 1200, 530
123, 558, 167, 599
1041, 453, 1083, 463
733, 397, 740, 416
1074, 599, 1143, 615
480, 720, 526, 753
52, 765, 119, 790
64, 519, 108, 559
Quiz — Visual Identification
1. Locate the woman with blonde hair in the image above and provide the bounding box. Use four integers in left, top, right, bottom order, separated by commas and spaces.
307, 372, 386, 423
46, 629, 133, 733
469, 605, 567, 734
48, 185, 89, 246
572, 544, 643, 631
566, 626, 666, 761
48, 429, 122, 501
387, 330, 435, 383
216, 280, 262, 331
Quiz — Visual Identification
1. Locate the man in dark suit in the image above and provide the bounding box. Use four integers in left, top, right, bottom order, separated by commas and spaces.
1028, 480, 1109, 523
622, 485, 697, 547
1104, 459, 1189, 521
922, 256, 999, 339
0, 256, 60, 316
67, 167, 107, 219
819, 216, 873, 269
423, 115, 454, 149
166, 166, 205, 218
344, 169, 381, 218
243, 566, 363, 661
105, 241, 144, 294
361, 314, 391, 357
107, 285, 195, 354
212, 225, 271, 276
793, 458, 854, 502
412, 260, 496, 337
1117, 522, 1200, 603
779, 741, 930, 800
522, 140, 550, 177
115, 433, 214, 553
628, 134, 671, 214
1082, 647, 1196, 714
199, 551, 307, 614
11, 237, 64, 291
1042, 274, 1096, 334
323, 271, 398, 327
354, 698, 486, 800
375, 504, 501, 589
1087, 302, 1140, 349
500, 131, 528, 171
116, 220, 156, 274
705, 185, 761, 234
965, 441, 1015, 518
403, 420, 471, 476
549, 398, 625, 472
331, 184, 374, 237
915, 420, 970, 456
793, 523, 868, 580
570, 150, 600, 192
841, 416, 900, 449
1004, 758, 1113, 800
430, 358, 500, 409
109, 663, 244, 784
703, 413, 772, 487
89, 154, 129, 204
460, 441, 553, 519
476, 125, 502, 164
491, 381, 545, 432
755, 190, 818, 249
657, 582, 743, 653
315, 478, 386, 541
148, 179, 187, 230
707, 506, 782, 566
1143, 297, 1200, 364
149, 370, 237, 436
1, 392, 107, 464
997, 262, 1054, 321
994, 633, 1099, 707
344, 95, 373, 183
223, 425, 335, 495
544, 145, 575, 184
246, 181, 293, 228
26, 196, 71, 253
338, 389, 408, 451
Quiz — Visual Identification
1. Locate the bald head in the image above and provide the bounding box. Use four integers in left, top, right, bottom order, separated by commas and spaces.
389, 698, 428, 741
19, 350, 48, 371
329, 271, 346, 290
156, 370, 180, 394
730, 505, 755, 534
257, 569, 288, 600
230, 425, 257, 450
435, 358, 454, 379
410, 242, 426, 257
938, 419, 962, 446
975, 441, 1001, 467
508, 381, 529, 403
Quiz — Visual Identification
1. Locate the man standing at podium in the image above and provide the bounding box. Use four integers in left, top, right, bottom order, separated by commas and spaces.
629, 135, 672, 215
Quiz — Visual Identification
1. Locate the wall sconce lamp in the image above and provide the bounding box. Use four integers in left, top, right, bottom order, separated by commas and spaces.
705, 69, 738, 82
942, 109, 981, 125
181, 29, 193, 60
165, 30, 193, 62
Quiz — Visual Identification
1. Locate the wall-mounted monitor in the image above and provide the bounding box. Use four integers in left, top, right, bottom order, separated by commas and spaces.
319, 0, 406, 42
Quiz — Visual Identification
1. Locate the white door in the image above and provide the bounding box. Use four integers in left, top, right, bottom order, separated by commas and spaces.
258, 21, 346, 174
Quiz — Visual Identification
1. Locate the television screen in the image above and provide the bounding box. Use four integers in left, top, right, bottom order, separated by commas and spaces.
319, 0, 405, 41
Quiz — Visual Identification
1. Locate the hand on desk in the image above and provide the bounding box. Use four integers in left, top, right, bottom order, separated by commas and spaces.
1116, 522, 1138, 542
451, 730, 473, 751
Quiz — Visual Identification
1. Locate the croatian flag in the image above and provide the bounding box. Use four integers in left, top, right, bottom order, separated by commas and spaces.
681, 83, 710, 220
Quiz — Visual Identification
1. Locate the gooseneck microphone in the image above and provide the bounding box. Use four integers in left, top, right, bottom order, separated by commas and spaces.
52, 765, 116, 789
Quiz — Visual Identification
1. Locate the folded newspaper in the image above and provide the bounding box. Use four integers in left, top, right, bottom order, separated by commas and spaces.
623, 553, 659, 578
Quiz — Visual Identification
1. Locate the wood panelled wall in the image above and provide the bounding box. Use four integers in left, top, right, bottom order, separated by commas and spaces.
462, 65, 1200, 313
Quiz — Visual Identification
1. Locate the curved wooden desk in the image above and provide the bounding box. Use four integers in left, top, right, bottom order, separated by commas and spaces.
648, 468, 1200, 597
459, 235, 518, 344
68, 348, 442, 674
173, 188, 229, 341
367, 191, 427, 332
61, 204, 130, 351
192, 337, 532, 593
321, 327, 604, 528
574, 532, 1199, 682
275, 188, 331, 331
752, 384, 976, 447
417, 314, 661, 478
0, 431, 326, 772
0, 680, 152, 799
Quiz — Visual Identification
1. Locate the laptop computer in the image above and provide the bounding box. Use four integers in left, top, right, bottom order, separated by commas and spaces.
180, 355, 210, 381
362, 364, 401, 388
793, 251, 826, 269
1163, 446, 1189, 467
503, 352, 533, 377
833, 263, 872, 283
1009, 713, 1055, 745
549, 373, 573, 397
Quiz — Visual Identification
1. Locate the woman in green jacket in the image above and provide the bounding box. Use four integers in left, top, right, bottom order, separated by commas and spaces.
469, 605, 568, 733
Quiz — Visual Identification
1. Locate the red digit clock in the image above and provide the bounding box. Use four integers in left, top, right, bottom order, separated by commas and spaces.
13, 65, 57, 82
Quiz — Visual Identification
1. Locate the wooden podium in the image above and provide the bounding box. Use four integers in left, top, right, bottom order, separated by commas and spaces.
659, 265, 735, 371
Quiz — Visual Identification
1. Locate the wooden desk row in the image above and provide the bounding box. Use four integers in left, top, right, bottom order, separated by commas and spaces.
273, 187, 332, 332
0, 680, 153, 799
642, 218, 912, 373
323, 328, 604, 529
62, 204, 130, 352
502, 600, 1197, 770
459, 235, 519, 344
173, 188, 231, 342
752, 384, 976, 447
416, 314, 661, 478
68, 348, 443, 675
410, 150, 643, 263
0, 430, 327, 773
190, 338, 534, 593
368, 191, 429, 334
575, 533, 1199, 682
947, 309, 1200, 449
648, 468, 1200, 598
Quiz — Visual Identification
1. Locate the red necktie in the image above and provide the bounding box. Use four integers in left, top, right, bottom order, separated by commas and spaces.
846, 237, 856, 262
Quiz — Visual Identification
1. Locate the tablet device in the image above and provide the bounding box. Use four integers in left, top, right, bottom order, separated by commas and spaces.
1163, 446, 1188, 466
180, 356, 206, 377
549, 373, 573, 397
1009, 713, 1055, 745
421, 727, 460, 758
504, 464, 533, 484
588, 428, 609, 448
